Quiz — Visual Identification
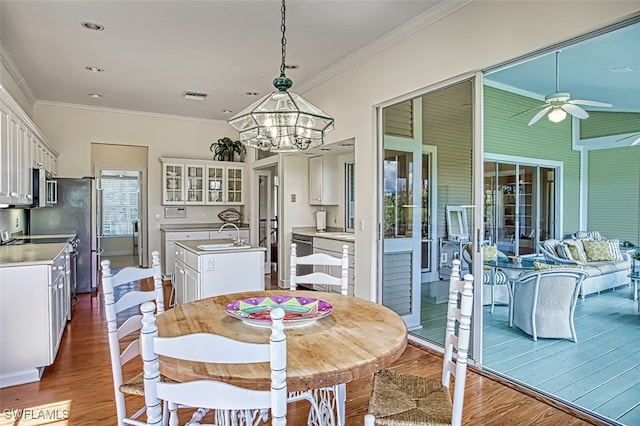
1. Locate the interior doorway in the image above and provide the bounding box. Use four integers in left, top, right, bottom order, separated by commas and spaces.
256, 165, 279, 275
97, 169, 141, 268
91, 143, 148, 268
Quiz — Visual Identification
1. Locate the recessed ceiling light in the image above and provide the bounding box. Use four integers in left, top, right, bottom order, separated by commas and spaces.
222, 110, 233, 114
607, 66, 633, 73
245, 92, 259, 96
81, 21, 104, 31
85, 66, 103, 73
88, 93, 103, 98
284, 64, 299, 69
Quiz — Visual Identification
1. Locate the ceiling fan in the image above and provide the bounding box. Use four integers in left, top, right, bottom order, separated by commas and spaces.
512, 51, 613, 125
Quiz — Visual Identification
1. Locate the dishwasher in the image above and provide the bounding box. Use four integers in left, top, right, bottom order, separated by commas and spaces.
291, 234, 314, 288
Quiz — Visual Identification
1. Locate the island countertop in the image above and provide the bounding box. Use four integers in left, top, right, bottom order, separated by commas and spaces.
0, 243, 68, 268
175, 239, 266, 255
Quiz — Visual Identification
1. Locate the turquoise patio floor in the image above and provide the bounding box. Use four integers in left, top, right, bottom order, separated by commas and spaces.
411, 283, 640, 426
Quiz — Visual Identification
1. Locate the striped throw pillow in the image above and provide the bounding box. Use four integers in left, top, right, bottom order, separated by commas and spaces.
555, 243, 574, 260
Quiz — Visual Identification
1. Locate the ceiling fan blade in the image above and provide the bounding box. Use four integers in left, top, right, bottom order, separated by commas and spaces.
569, 99, 613, 108
616, 133, 640, 145
562, 103, 589, 119
528, 106, 552, 125
510, 103, 547, 119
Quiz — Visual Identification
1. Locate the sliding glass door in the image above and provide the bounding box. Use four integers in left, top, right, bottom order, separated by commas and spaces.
484, 159, 559, 256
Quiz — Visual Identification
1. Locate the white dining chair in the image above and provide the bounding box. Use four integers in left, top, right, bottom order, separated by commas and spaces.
290, 242, 349, 295
289, 242, 349, 425
365, 259, 474, 426
101, 251, 165, 426
140, 301, 287, 426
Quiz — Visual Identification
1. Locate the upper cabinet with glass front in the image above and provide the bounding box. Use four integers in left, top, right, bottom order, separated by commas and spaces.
161, 158, 244, 206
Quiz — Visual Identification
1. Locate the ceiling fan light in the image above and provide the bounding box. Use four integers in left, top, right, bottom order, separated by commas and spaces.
548, 107, 567, 123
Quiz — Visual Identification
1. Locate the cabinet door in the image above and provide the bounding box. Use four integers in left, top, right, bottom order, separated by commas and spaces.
17, 122, 32, 204
206, 165, 224, 204
185, 164, 205, 204
163, 163, 184, 204
49, 270, 66, 364
309, 156, 323, 205
7, 110, 20, 203
173, 262, 186, 305
226, 166, 243, 204
184, 266, 200, 304
0, 101, 11, 204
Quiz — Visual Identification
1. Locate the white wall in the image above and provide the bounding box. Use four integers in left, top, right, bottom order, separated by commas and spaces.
31, 103, 243, 264
299, 1, 640, 300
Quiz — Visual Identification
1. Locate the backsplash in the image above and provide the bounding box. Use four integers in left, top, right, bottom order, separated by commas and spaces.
0, 208, 27, 235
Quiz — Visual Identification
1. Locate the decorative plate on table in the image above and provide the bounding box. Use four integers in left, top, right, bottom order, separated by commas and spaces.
225, 296, 332, 328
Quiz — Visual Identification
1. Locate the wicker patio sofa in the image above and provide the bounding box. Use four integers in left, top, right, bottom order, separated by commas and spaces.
538, 231, 631, 299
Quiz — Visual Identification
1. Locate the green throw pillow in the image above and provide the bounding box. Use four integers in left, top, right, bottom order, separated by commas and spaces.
482, 245, 498, 261
582, 240, 613, 262
565, 242, 588, 264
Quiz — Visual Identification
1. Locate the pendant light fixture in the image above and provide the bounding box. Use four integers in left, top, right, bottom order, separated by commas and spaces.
227, 0, 334, 152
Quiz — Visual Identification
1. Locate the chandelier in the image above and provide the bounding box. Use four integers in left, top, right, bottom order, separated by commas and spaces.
227, 0, 334, 152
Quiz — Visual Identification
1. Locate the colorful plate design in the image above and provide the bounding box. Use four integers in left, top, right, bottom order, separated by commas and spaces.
225, 296, 332, 328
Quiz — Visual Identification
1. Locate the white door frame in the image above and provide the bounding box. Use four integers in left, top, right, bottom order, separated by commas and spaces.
381, 98, 423, 330
257, 169, 272, 272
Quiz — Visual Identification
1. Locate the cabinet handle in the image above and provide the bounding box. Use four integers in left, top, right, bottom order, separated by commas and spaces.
10, 192, 17, 197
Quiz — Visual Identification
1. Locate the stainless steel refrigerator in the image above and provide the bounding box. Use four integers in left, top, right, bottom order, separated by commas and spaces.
29, 177, 98, 293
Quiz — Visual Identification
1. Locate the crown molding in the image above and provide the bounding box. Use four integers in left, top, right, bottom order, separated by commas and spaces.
296, 0, 474, 94
0, 41, 37, 105
35, 100, 230, 125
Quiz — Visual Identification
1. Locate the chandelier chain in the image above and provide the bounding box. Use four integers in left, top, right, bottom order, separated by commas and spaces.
280, 0, 287, 76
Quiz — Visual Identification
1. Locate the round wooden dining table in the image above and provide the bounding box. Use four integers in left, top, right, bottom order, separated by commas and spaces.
154, 290, 408, 393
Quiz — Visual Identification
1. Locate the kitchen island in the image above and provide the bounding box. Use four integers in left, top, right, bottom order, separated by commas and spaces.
0, 243, 70, 388
160, 222, 250, 277
173, 239, 266, 304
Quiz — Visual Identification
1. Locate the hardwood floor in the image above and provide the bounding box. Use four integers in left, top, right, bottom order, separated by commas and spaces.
0, 274, 601, 425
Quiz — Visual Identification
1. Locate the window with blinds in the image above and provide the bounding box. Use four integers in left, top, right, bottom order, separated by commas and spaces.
101, 172, 140, 236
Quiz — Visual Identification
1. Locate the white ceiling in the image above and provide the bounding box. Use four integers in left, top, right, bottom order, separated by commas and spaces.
1, 1, 637, 126
0, 0, 457, 121
484, 22, 640, 113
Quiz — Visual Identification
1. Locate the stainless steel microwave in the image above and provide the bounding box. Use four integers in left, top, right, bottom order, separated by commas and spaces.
32, 168, 57, 207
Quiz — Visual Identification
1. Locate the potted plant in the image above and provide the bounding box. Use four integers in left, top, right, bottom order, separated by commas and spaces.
210, 137, 246, 162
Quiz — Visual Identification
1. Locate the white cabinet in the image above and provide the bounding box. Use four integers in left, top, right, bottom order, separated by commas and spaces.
173, 241, 265, 305
161, 230, 210, 277
161, 161, 206, 205
205, 164, 244, 205
312, 237, 355, 296
161, 228, 250, 277
309, 155, 339, 205
1, 87, 57, 206
0, 248, 68, 388
161, 157, 245, 206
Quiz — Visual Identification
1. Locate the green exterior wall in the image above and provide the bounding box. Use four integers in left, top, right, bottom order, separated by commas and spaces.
587, 147, 640, 244
483, 86, 581, 237
581, 111, 640, 139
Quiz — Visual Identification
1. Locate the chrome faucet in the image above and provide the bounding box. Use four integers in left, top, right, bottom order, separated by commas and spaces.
218, 223, 242, 246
